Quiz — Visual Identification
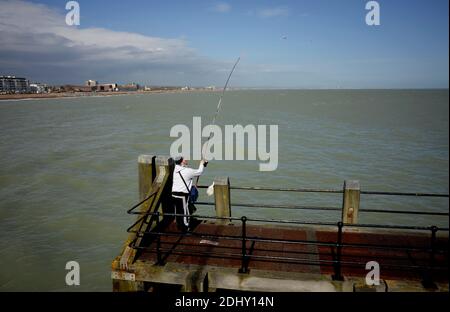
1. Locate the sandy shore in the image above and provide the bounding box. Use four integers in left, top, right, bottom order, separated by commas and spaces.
0, 89, 217, 101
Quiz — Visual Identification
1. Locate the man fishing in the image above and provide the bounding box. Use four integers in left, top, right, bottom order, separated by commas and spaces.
171, 57, 239, 232
172, 156, 208, 232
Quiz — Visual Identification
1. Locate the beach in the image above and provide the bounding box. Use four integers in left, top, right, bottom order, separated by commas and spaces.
0, 89, 216, 101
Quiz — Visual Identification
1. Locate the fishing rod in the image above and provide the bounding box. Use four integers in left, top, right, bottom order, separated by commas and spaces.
201, 56, 240, 160
196, 56, 240, 186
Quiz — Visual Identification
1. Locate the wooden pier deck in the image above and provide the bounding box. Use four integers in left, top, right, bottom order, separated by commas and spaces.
136, 221, 448, 286
111, 155, 449, 292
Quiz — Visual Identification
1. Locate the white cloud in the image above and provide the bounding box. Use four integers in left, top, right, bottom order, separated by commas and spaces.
212, 2, 231, 13
0, 1, 329, 88
258, 6, 290, 18
0, 0, 193, 62
0, 0, 228, 85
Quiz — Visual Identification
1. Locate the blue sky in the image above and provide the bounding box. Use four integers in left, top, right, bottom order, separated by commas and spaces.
1, 0, 449, 88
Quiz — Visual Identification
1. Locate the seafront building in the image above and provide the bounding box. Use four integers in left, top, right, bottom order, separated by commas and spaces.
0, 76, 213, 95
29, 83, 49, 94
85, 80, 98, 87
96, 83, 118, 92
0, 76, 29, 93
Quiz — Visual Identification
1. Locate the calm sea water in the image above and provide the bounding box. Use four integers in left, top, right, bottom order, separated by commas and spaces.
0, 90, 448, 291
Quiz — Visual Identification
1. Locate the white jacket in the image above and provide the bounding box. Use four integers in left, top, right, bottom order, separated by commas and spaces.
172, 163, 205, 193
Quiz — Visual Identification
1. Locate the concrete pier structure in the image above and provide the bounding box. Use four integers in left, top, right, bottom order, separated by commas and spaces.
111, 155, 449, 292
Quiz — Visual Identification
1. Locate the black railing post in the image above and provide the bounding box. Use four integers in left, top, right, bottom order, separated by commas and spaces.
156, 211, 162, 265
423, 226, 438, 289
239, 216, 248, 273
333, 221, 344, 281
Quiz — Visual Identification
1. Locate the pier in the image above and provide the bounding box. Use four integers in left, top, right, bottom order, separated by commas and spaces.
111, 155, 449, 292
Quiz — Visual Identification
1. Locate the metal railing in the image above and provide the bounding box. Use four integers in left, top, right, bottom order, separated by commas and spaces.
195, 184, 449, 217
124, 183, 449, 287
128, 212, 448, 281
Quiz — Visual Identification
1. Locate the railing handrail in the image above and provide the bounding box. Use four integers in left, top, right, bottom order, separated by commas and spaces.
194, 201, 449, 216
126, 211, 448, 283
197, 184, 449, 198
128, 228, 449, 254
123, 155, 448, 287
127, 210, 450, 232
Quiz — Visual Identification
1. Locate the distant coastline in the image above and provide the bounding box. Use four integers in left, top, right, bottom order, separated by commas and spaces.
0, 89, 218, 101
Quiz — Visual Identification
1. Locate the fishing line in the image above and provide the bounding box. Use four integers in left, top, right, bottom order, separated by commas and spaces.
195, 56, 240, 189
201, 56, 240, 160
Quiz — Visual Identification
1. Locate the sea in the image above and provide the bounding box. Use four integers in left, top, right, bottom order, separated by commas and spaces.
0, 89, 448, 291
